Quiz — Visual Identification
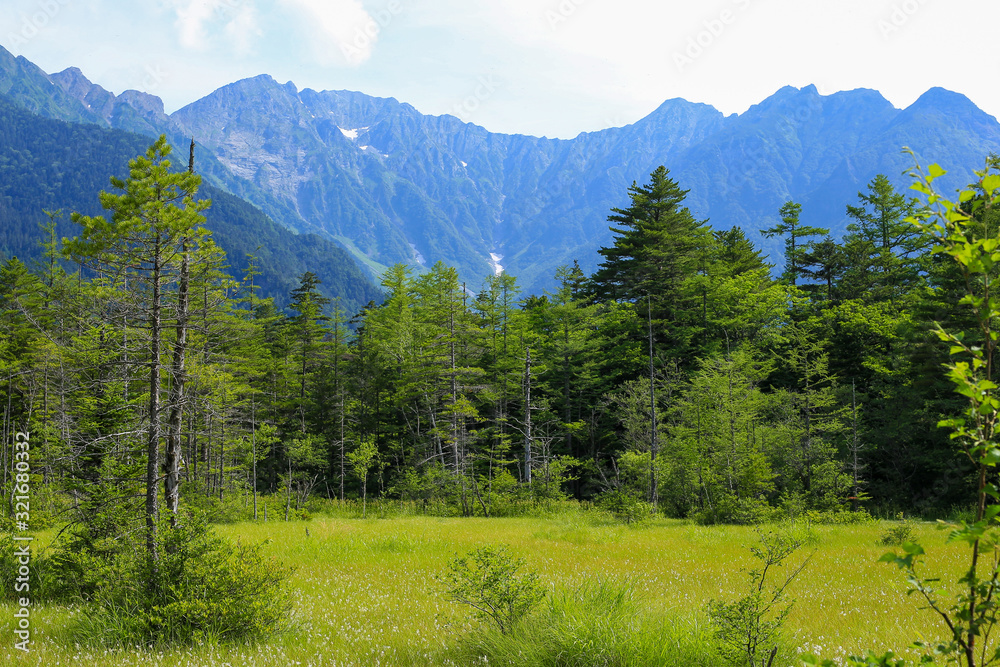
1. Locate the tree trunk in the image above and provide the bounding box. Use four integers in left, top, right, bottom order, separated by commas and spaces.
146, 236, 163, 570
648, 295, 658, 509
165, 239, 189, 525
524, 345, 532, 485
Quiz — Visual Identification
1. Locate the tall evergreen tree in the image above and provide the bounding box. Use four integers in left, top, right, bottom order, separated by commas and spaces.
288, 271, 331, 431
761, 201, 828, 287
590, 166, 714, 362
842, 174, 925, 302
64, 135, 216, 565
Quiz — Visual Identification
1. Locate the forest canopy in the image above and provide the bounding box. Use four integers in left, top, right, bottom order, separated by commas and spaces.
0, 142, 988, 533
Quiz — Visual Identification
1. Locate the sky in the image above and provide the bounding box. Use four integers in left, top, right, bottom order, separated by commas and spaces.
1, 0, 996, 139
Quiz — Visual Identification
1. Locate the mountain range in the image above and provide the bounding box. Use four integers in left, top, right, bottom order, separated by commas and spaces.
3, 43, 1000, 294
0, 90, 381, 314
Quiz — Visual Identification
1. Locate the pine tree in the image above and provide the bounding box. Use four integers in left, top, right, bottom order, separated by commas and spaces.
843, 174, 925, 302
64, 135, 217, 565
761, 201, 828, 287
590, 166, 714, 362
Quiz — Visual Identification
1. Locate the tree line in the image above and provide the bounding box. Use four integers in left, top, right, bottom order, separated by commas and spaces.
0, 138, 987, 530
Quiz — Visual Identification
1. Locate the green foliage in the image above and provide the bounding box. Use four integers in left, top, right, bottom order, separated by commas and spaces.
879, 513, 918, 546
595, 487, 655, 524
178, 482, 263, 524
439, 544, 546, 635
347, 435, 380, 518
761, 200, 829, 287
877, 156, 1000, 667
346, 436, 379, 483
842, 173, 926, 303
700, 497, 784, 527
65, 512, 292, 647
807, 157, 1000, 667
801, 508, 876, 525
800, 650, 918, 666
707, 529, 809, 667
454, 578, 726, 667
590, 165, 715, 362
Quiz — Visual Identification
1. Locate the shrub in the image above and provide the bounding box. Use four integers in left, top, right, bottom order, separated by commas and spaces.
878, 513, 916, 546
595, 488, 654, 524
439, 544, 545, 635
178, 482, 256, 524
454, 578, 725, 666
696, 497, 784, 526
803, 508, 876, 525
706, 529, 810, 667
59, 511, 293, 646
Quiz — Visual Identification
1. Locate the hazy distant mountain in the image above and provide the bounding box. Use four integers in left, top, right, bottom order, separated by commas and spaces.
0, 93, 381, 313
3, 44, 999, 292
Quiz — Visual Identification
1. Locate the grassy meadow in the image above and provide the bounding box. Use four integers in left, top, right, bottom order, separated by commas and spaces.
0, 510, 972, 666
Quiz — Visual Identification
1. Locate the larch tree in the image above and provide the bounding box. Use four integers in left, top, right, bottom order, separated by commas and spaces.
64, 135, 216, 564
590, 165, 714, 362
761, 201, 828, 287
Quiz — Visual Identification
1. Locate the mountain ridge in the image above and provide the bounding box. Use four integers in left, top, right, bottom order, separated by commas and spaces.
0, 91, 382, 313
3, 43, 999, 292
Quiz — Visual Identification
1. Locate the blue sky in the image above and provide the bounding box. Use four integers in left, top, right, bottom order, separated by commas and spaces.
2, 0, 995, 139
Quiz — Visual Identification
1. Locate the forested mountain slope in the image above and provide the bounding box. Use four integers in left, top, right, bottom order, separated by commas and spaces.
3, 44, 1000, 293
0, 93, 381, 312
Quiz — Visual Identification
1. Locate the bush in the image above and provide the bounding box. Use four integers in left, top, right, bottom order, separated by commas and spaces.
454, 578, 726, 666
706, 529, 810, 667
439, 544, 546, 635
595, 488, 655, 524
179, 483, 255, 524
695, 497, 784, 526
57, 511, 293, 646
878, 513, 916, 546
803, 508, 875, 525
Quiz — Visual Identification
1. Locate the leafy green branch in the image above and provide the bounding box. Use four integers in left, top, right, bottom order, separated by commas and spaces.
803, 155, 1000, 666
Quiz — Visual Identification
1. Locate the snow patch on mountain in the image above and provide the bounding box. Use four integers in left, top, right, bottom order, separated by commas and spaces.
489, 253, 504, 276
338, 127, 368, 140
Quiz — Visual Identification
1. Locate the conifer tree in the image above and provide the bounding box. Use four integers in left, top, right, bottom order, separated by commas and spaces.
761, 201, 828, 287
843, 174, 925, 301
288, 271, 331, 431
64, 135, 216, 563
590, 165, 714, 361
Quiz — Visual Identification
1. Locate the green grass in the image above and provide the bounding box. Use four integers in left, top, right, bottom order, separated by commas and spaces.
0, 513, 973, 665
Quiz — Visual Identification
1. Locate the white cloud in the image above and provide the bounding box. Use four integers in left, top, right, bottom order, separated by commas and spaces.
223, 3, 262, 56
172, 0, 217, 50
169, 0, 263, 56
388, 0, 1000, 136
4, 0, 1000, 137
278, 0, 379, 66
